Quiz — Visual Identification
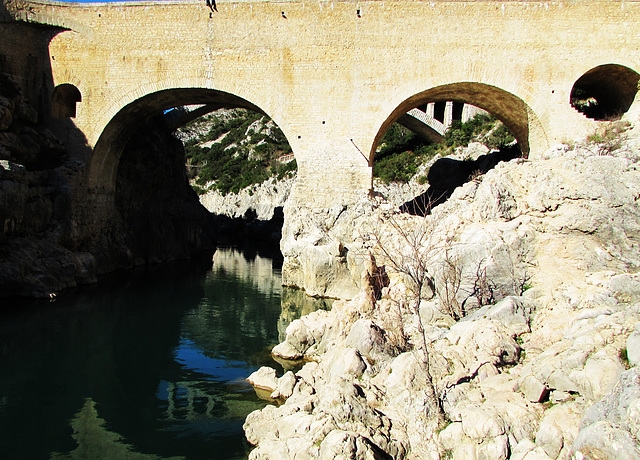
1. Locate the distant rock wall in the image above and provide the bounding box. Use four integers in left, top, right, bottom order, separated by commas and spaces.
199, 176, 293, 221
114, 116, 216, 267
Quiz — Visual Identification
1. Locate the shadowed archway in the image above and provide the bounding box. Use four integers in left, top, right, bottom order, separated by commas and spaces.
570, 64, 640, 121
372, 82, 547, 162
88, 88, 279, 192
52, 83, 81, 118
372, 82, 545, 215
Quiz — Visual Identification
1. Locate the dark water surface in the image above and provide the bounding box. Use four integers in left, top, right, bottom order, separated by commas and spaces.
0, 248, 330, 460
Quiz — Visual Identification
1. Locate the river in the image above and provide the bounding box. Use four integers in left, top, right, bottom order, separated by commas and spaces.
0, 247, 331, 460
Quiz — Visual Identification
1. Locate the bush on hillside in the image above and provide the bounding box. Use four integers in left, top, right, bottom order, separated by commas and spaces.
181, 109, 295, 195
374, 113, 517, 184
373, 125, 439, 183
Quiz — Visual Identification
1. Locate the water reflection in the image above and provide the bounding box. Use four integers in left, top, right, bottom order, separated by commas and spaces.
50, 398, 184, 460
278, 288, 333, 343
0, 248, 329, 460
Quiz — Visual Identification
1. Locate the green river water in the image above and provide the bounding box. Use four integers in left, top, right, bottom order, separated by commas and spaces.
0, 247, 330, 460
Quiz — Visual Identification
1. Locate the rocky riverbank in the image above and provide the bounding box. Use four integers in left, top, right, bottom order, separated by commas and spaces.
243, 125, 640, 459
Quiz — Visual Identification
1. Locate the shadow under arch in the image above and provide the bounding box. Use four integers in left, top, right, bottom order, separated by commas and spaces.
89, 87, 282, 192
52, 83, 81, 118
371, 82, 545, 162
570, 63, 640, 121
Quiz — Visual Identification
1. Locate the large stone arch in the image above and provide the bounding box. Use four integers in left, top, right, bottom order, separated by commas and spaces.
88, 87, 291, 192
371, 82, 549, 162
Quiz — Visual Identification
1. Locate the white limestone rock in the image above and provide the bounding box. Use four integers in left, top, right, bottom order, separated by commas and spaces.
272, 309, 336, 359
475, 169, 518, 221
519, 374, 549, 403
477, 434, 510, 460
511, 439, 552, 460
534, 401, 584, 458
271, 371, 297, 400
438, 421, 466, 451
345, 318, 392, 361
573, 420, 640, 460
318, 430, 357, 460
280, 202, 372, 299
199, 175, 293, 221
324, 348, 367, 383
246, 135, 640, 459
441, 318, 520, 381
579, 348, 626, 402
573, 367, 640, 459
247, 366, 278, 392
465, 296, 534, 335
459, 404, 506, 439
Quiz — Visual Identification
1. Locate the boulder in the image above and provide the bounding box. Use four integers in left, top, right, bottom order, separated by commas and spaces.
271, 371, 297, 400
345, 318, 391, 360
579, 367, 640, 432
510, 439, 552, 460
272, 309, 335, 359
247, 367, 278, 392
573, 420, 640, 460
318, 430, 357, 460
459, 404, 506, 439
465, 296, 534, 335
519, 375, 549, 403
573, 368, 640, 459
325, 348, 367, 383
535, 403, 583, 458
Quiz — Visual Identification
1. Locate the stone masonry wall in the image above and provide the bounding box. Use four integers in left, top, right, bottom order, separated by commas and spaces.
6, 0, 640, 209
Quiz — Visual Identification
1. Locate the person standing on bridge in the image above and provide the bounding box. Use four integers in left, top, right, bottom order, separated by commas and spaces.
206, 0, 217, 16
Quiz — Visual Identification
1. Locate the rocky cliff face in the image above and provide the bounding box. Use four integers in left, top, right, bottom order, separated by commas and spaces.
278, 141, 522, 301
198, 176, 292, 250
0, 72, 98, 298
244, 126, 640, 459
199, 176, 293, 222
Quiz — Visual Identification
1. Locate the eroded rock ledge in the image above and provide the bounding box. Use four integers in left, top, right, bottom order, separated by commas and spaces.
244, 133, 640, 459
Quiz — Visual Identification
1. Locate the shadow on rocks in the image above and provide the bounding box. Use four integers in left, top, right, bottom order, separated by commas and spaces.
401, 144, 522, 216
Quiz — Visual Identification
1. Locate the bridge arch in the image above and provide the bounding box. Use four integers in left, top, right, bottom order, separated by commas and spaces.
51, 83, 81, 118
88, 87, 291, 192
371, 82, 548, 162
570, 64, 640, 121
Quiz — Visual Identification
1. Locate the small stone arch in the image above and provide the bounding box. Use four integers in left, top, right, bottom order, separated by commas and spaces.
371, 82, 547, 162
88, 87, 290, 192
51, 83, 81, 118
570, 64, 640, 121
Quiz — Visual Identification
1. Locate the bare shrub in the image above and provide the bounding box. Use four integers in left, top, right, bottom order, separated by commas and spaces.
433, 246, 464, 320
586, 120, 631, 156
362, 205, 457, 425
470, 260, 496, 307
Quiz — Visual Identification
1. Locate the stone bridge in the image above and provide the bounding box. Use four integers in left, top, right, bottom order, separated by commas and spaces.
4, 0, 640, 210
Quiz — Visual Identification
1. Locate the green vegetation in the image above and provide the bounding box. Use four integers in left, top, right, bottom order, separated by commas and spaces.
373, 124, 439, 183
619, 347, 630, 369
373, 112, 516, 184
181, 109, 295, 195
